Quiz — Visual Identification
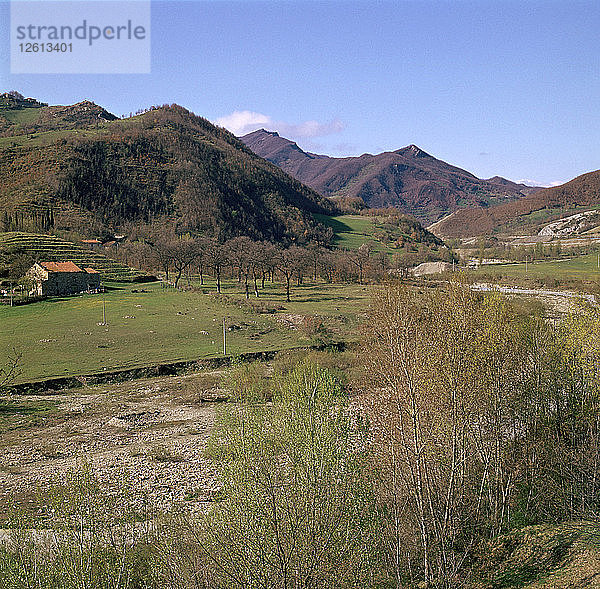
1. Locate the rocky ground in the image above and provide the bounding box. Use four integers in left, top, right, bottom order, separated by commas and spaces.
471, 282, 595, 316
0, 371, 227, 517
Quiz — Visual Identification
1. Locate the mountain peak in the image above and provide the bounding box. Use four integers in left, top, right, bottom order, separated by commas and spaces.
247, 128, 280, 138
397, 144, 431, 158
43, 100, 118, 123
242, 130, 531, 224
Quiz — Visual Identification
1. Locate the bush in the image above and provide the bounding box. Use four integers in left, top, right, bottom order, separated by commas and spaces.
197, 360, 387, 588
220, 357, 270, 402
0, 468, 160, 589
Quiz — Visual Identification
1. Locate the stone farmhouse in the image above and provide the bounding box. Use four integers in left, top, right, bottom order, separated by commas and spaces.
26, 262, 101, 297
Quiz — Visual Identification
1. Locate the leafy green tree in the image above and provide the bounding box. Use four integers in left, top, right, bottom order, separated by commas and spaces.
362, 283, 600, 587
0, 467, 157, 589
195, 360, 383, 589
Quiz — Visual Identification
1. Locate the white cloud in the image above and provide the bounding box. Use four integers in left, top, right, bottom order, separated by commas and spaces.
517, 178, 565, 188
214, 110, 271, 136
215, 110, 344, 139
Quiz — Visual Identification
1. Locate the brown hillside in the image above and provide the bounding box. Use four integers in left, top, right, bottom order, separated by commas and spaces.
433, 170, 600, 237
0, 101, 337, 243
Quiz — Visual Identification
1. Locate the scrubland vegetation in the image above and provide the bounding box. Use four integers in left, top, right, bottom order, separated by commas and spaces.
1, 283, 599, 588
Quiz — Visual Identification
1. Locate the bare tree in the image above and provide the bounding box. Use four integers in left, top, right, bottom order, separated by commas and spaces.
226, 236, 253, 284
276, 247, 305, 303
148, 223, 177, 281
348, 243, 371, 284
205, 239, 228, 294
320, 249, 338, 283
225, 237, 254, 298
248, 241, 267, 298
169, 237, 200, 288
195, 237, 209, 285
0, 349, 22, 392
305, 244, 324, 282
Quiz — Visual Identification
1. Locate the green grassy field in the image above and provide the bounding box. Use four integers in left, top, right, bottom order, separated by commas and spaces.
0, 279, 370, 383
0, 106, 42, 126
0, 128, 103, 149
315, 214, 397, 254
473, 253, 600, 281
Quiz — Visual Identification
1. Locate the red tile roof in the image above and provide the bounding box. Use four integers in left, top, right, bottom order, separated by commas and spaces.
39, 261, 83, 273
84, 268, 99, 274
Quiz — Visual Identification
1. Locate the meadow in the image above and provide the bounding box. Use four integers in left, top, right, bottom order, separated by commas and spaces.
315, 213, 413, 254
0, 278, 370, 383
316, 214, 382, 248
472, 252, 600, 282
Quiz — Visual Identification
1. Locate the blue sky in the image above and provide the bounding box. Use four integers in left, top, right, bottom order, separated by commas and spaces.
2, 0, 600, 186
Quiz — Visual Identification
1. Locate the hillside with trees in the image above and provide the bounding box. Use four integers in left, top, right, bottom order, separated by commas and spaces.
0, 97, 337, 243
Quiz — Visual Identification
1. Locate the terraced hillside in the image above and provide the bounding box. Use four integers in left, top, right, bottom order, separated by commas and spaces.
0, 232, 144, 281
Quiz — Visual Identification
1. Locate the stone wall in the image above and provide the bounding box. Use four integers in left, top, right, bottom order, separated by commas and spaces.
42, 272, 94, 296
26, 263, 101, 297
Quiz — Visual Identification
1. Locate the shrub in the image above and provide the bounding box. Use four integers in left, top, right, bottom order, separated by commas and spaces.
197, 360, 386, 588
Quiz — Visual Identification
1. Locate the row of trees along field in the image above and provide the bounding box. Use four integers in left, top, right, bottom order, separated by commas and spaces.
1, 284, 599, 588
112, 233, 454, 297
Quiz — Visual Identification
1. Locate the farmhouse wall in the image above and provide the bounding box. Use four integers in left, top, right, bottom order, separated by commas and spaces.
26, 263, 102, 297
42, 272, 92, 296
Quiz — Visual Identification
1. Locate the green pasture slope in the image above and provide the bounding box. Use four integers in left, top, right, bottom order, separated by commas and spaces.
0, 128, 102, 150
315, 214, 396, 254
0, 279, 369, 383
0, 105, 41, 127
474, 253, 600, 281
0, 232, 143, 281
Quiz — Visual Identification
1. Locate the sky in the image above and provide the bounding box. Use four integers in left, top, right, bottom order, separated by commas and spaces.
1, 0, 600, 186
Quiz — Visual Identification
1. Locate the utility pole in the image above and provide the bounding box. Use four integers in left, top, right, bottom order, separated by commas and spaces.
100, 284, 107, 325
525, 256, 528, 274
223, 317, 227, 356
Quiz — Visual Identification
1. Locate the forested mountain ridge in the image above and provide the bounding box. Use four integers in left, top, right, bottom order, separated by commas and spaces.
0, 96, 337, 243
241, 128, 538, 224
